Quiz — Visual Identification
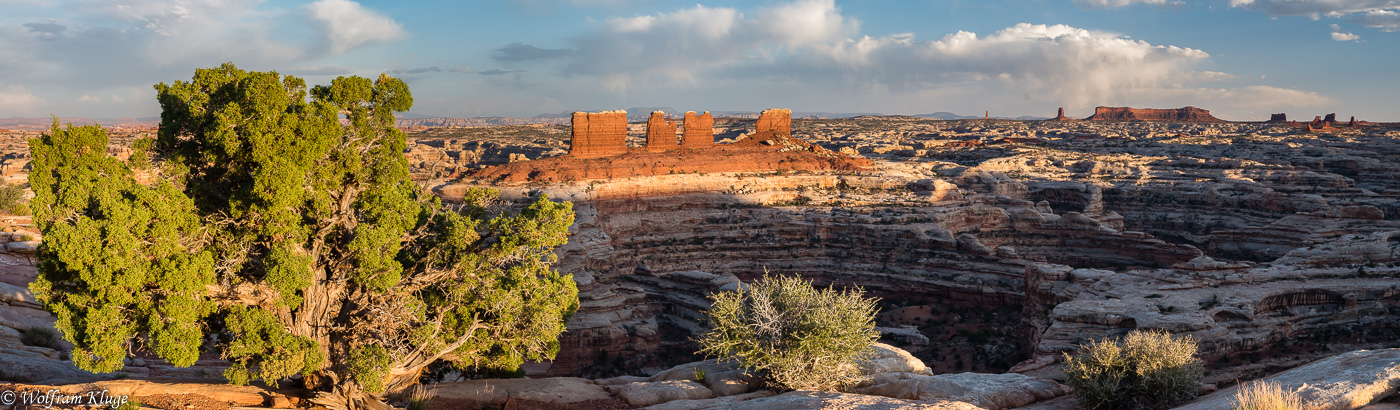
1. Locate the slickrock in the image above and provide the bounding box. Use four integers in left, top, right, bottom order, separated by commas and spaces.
681, 111, 715, 148
1175, 349, 1400, 410
433, 377, 611, 405
615, 380, 715, 406
1084, 106, 1223, 122
714, 390, 986, 409
854, 372, 1069, 410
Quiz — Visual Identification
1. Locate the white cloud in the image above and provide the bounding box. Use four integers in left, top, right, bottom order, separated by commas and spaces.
306, 0, 407, 54
1074, 0, 1182, 9
0, 85, 46, 116
77, 94, 101, 103
1349, 9, 1400, 30
1330, 24, 1361, 40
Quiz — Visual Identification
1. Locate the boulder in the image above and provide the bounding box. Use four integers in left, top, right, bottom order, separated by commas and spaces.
434, 377, 610, 405
1175, 349, 1400, 410
702, 370, 752, 397
854, 372, 1069, 410
6, 241, 39, 253
649, 359, 740, 382
616, 380, 715, 407
717, 390, 984, 409
859, 343, 933, 375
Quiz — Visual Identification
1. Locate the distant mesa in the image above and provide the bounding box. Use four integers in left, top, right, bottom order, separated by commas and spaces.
1083, 106, 1223, 122
1268, 113, 1288, 123
470, 108, 869, 183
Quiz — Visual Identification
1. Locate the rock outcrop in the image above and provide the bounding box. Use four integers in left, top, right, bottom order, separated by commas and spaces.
1084, 106, 1223, 122
681, 111, 715, 148
753, 108, 792, 139
1050, 108, 1073, 121
1175, 349, 1400, 410
1268, 113, 1287, 123
647, 111, 679, 150
569, 110, 628, 158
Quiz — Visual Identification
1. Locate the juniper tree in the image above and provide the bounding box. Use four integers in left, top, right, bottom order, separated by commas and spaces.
29, 63, 578, 408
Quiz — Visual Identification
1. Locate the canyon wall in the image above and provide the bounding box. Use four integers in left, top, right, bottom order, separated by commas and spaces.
680, 111, 714, 148
1085, 106, 1223, 122
569, 110, 628, 158
646, 111, 678, 151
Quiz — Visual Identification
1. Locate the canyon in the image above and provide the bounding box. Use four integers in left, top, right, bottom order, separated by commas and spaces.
1, 108, 1399, 408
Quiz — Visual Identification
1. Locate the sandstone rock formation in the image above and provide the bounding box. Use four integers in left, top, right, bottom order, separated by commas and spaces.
1084, 106, 1223, 122
1175, 349, 1400, 410
1050, 108, 1072, 121
569, 110, 628, 158
1268, 113, 1288, 123
647, 111, 679, 150
753, 108, 792, 139
681, 111, 715, 148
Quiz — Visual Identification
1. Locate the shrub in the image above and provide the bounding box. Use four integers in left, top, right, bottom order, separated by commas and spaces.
20, 326, 61, 350
0, 182, 27, 216
696, 274, 880, 391
1231, 381, 1302, 410
1063, 329, 1205, 410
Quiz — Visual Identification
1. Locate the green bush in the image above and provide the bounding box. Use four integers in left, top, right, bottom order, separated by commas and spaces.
0, 182, 27, 216
696, 274, 880, 391
1063, 329, 1204, 410
21, 326, 61, 350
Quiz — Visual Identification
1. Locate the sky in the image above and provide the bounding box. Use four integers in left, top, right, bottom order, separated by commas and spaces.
2, 0, 1398, 121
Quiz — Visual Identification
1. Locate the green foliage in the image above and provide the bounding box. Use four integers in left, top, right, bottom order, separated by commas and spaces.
20, 326, 61, 350
128, 137, 155, 170
1063, 329, 1205, 410
30, 63, 579, 397
696, 274, 880, 391
0, 182, 27, 215
1231, 381, 1301, 410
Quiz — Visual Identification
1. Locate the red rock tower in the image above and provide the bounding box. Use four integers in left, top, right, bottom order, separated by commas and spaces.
753, 108, 791, 139
1323, 113, 1337, 125
1052, 107, 1072, 121
681, 111, 714, 148
1268, 113, 1288, 123
569, 110, 628, 158
645, 111, 678, 150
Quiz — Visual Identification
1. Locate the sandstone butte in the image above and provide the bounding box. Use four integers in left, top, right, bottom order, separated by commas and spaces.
1050, 107, 1073, 121
1083, 106, 1224, 122
469, 108, 870, 183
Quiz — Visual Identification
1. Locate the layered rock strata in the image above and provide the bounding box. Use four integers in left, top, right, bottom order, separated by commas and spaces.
681, 111, 714, 148
1084, 106, 1223, 122
569, 110, 628, 158
754, 108, 792, 139
646, 111, 678, 150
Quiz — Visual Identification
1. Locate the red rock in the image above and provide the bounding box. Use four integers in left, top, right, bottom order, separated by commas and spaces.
646, 111, 678, 151
1084, 106, 1223, 122
681, 111, 714, 148
1268, 113, 1288, 123
1051, 107, 1073, 121
1323, 113, 1338, 124
569, 110, 628, 158
753, 108, 791, 139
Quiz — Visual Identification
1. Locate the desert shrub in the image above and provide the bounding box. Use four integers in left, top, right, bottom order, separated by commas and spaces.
0, 182, 27, 215
1063, 329, 1205, 410
1231, 381, 1302, 410
696, 274, 880, 391
21, 326, 61, 350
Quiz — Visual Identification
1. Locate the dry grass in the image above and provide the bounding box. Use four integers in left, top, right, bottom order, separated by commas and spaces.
1231, 381, 1302, 410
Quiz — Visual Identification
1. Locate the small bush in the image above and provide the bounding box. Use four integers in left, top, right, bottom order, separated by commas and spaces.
407, 384, 436, 410
0, 183, 27, 216
20, 326, 61, 350
1231, 381, 1302, 410
1063, 329, 1205, 410
696, 274, 880, 391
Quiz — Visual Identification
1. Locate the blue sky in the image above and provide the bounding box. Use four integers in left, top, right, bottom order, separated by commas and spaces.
2, 0, 1397, 121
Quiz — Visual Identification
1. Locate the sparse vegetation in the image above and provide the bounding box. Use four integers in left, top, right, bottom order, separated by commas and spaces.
1231, 381, 1302, 410
1063, 329, 1204, 410
20, 326, 61, 350
0, 182, 28, 215
697, 274, 881, 391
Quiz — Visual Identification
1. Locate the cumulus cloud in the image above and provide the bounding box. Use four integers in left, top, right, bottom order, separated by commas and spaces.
76, 94, 101, 103
1073, 0, 1182, 9
306, 0, 407, 54
1330, 24, 1361, 40
1349, 9, 1400, 30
